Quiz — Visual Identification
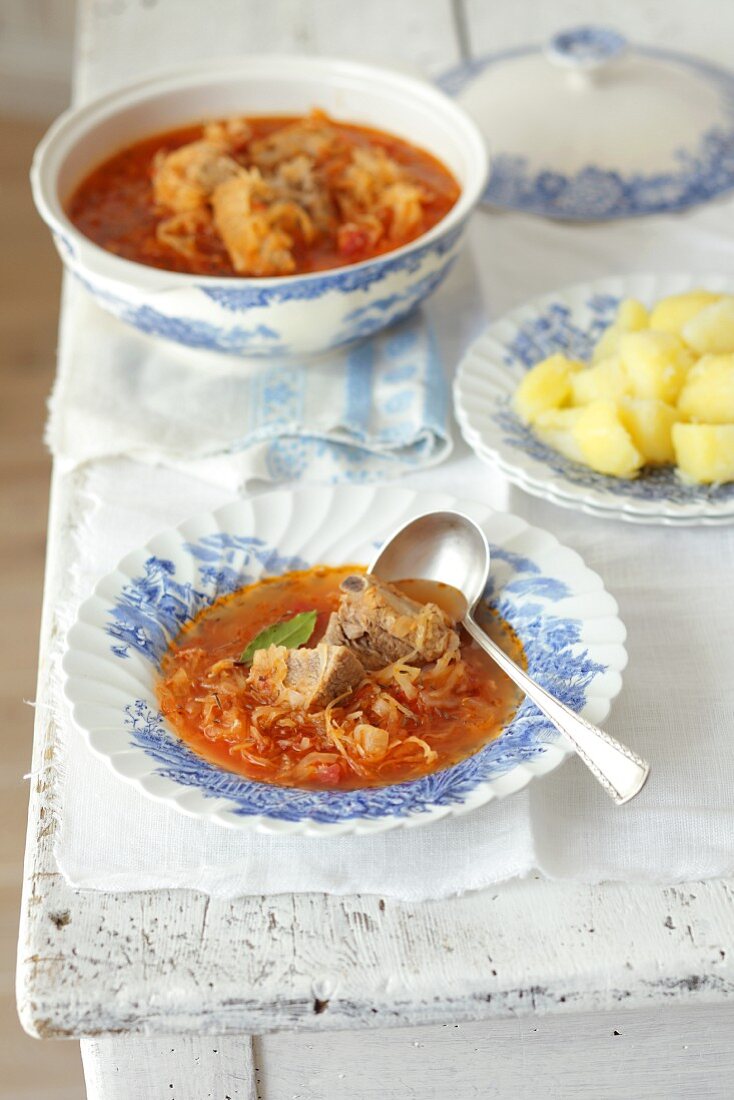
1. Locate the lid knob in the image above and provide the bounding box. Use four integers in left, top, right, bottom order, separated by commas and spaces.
546, 25, 628, 72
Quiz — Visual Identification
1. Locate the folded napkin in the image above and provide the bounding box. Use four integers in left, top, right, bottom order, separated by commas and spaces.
47, 289, 453, 488
53, 457, 734, 898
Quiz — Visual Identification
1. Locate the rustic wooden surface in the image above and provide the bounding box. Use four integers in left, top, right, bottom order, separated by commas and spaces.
13, 0, 734, 1097
0, 114, 85, 1098
82, 1036, 256, 1100
18, 855, 734, 1038
254, 1003, 734, 1099
79, 1003, 734, 1099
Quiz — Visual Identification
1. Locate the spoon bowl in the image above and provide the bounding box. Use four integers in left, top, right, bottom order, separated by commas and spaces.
370, 509, 650, 805
369, 510, 488, 617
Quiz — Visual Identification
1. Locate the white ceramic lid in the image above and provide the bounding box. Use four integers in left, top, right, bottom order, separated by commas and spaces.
440, 26, 734, 220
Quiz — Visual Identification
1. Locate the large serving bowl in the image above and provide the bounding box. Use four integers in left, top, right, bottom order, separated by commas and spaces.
31, 56, 488, 358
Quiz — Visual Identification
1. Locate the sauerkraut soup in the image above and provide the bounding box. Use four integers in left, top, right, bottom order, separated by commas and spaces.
156, 566, 524, 791
66, 109, 460, 278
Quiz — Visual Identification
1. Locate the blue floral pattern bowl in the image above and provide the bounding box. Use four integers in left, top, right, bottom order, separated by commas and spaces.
62, 486, 627, 836
31, 56, 487, 358
454, 273, 734, 526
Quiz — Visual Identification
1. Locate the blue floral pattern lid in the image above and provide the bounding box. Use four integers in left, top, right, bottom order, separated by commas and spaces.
440, 27, 734, 220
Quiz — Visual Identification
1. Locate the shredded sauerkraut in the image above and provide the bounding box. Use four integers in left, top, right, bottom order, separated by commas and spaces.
156, 565, 521, 791
157, 637, 497, 787
151, 108, 437, 276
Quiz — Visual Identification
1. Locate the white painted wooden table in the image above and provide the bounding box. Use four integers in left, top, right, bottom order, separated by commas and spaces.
17, 2, 734, 1097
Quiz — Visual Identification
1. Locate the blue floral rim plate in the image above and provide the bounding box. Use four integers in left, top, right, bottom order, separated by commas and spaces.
62, 486, 627, 836
454, 273, 734, 526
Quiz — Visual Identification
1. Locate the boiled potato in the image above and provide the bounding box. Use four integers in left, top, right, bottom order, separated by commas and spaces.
534, 408, 585, 464
619, 330, 692, 403
682, 296, 734, 355
592, 328, 617, 363
536, 404, 643, 475
617, 299, 649, 331
672, 423, 734, 483
570, 357, 631, 404
514, 287, 734, 484
572, 400, 643, 478
677, 354, 734, 423
649, 290, 720, 334
618, 397, 678, 465
591, 298, 649, 363
513, 353, 582, 424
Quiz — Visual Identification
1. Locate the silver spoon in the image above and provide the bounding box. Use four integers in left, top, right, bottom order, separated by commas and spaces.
369, 510, 650, 805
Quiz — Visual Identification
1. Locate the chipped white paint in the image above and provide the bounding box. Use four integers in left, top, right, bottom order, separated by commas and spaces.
255, 1003, 734, 1099
82, 1035, 256, 1100
16, 0, 734, 1097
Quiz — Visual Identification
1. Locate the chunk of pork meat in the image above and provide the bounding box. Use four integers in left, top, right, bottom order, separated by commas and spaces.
323, 574, 458, 671
247, 643, 364, 711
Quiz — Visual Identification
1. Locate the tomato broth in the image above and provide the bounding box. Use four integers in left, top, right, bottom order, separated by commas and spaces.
156, 565, 524, 791
67, 112, 460, 277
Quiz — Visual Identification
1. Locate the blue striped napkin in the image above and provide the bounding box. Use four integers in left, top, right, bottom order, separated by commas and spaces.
240, 311, 451, 481
48, 290, 453, 488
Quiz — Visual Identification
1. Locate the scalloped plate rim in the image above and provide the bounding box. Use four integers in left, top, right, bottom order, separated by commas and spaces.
62, 485, 628, 836
465, 438, 734, 527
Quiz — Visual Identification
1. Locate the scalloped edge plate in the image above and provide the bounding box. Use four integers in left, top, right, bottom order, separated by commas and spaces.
454, 273, 734, 525
62, 485, 628, 836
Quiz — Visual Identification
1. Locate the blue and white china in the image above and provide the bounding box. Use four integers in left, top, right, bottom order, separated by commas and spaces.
454, 273, 734, 526
31, 56, 487, 358
62, 486, 627, 836
440, 26, 734, 221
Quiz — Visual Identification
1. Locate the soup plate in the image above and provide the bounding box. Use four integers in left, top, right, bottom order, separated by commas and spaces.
32, 56, 487, 358
62, 485, 627, 836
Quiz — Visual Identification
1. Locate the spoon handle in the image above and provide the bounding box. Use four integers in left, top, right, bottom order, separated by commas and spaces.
463, 617, 649, 805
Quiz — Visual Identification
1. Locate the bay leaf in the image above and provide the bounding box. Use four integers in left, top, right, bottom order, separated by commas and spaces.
238, 609, 318, 665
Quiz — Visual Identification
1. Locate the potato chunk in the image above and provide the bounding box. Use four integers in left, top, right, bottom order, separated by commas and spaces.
572, 400, 643, 478
672, 424, 734, 483
682, 297, 734, 355
618, 398, 678, 465
534, 408, 585, 464
591, 298, 648, 362
617, 298, 649, 331
619, 331, 691, 403
677, 354, 734, 423
512, 286, 734, 484
513, 354, 582, 424
649, 290, 720, 334
570, 357, 631, 404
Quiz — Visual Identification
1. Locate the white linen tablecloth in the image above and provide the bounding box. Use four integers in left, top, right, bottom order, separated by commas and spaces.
51, 196, 734, 899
